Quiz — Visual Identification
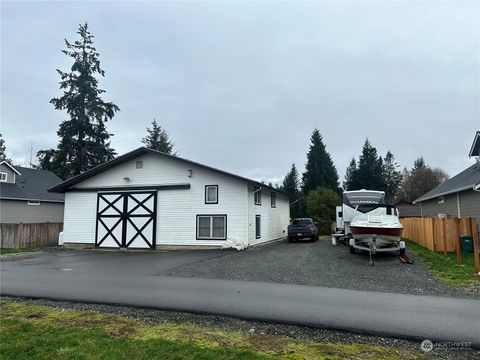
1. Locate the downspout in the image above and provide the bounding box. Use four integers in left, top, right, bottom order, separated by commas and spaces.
420, 202, 423, 217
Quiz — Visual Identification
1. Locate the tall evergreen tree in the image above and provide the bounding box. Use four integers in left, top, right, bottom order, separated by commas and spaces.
282, 163, 301, 218
302, 129, 339, 195
343, 158, 358, 191
37, 23, 119, 179
382, 151, 402, 203
0, 131, 13, 164
353, 139, 385, 191
142, 120, 176, 155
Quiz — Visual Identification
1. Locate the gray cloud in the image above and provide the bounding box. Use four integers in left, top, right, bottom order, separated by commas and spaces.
1, 1, 479, 184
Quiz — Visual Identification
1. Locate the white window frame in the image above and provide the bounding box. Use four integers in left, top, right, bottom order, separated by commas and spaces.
196, 215, 227, 240
205, 185, 218, 204
0, 172, 7, 182
27, 201, 40, 206
254, 185, 261, 205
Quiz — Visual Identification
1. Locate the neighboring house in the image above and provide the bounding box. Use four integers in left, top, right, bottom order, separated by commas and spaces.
0, 161, 64, 224
413, 131, 480, 224
49, 147, 290, 249
395, 201, 421, 218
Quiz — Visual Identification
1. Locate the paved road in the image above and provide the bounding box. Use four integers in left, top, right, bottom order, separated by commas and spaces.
1, 251, 479, 346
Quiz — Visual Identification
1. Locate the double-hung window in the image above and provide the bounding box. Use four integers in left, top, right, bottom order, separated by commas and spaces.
196, 215, 227, 240
254, 185, 261, 205
0, 172, 7, 182
205, 185, 218, 204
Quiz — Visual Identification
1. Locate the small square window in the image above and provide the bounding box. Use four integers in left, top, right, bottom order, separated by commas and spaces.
205, 185, 218, 204
136, 161, 143, 169
438, 196, 444, 204
271, 192, 276, 208
0, 172, 7, 182
254, 186, 261, 205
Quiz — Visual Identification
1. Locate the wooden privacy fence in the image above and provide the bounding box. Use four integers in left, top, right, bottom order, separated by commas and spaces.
0, 223, 63, 248
400, 217, 477, 252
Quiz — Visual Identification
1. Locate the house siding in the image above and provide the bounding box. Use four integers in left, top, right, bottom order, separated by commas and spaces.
247, 184, 290, 245
0, 163, 16, 184
419, 193, 459, 218
0, 199, 64, 224
419, 190, 480, 224
63, 153, 251, 247
459, 190, 480, 224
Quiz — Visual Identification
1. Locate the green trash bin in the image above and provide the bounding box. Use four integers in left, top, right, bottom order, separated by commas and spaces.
460, 236, 473, 253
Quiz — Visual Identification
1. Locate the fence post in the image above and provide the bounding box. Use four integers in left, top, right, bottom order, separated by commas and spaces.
441, 217, 447, 257
471, 219, 479, 275
455, 218, 462, 265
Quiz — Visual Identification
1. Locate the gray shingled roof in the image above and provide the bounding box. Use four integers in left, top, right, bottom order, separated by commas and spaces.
0, 166, 64, 202
414, 162, 480, 203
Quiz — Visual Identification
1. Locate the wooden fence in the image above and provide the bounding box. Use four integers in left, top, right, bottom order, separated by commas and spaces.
400, 217, 477, 252
0, 223, 63, 249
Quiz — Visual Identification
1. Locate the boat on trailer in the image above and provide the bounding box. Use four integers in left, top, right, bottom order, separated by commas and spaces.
335, 190, 406, 265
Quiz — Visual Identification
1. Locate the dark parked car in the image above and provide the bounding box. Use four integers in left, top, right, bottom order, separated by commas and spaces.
287, 218, 319, 242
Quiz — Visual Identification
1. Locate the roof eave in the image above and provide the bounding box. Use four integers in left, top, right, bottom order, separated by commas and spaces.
413, 184, 476, 204
48, 147, 290, 197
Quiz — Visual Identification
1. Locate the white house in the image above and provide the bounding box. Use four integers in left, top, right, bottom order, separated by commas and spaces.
50, 147, 290, 249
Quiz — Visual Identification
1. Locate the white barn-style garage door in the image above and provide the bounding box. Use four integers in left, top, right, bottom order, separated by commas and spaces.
95, 191, 157, 249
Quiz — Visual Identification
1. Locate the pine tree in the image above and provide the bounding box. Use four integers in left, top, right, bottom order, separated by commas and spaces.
302, 129, 339, 195
37, 23, 119, 179
353, 139, 385, 191
282, 163, 301, 218
382, 151, 402, 203
343, 158, 358, 190
141, 120, 176, 155
0, 131, 12, 164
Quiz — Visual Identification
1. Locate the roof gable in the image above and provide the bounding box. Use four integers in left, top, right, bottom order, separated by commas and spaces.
469, 131, 480, 157
414, 162, 480, 203
0, 161, 21, 175
49, 147, 288, 196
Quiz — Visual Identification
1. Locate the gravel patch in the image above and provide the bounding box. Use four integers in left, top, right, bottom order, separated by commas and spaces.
3, 296, 478, 359
163, 239, 476, 298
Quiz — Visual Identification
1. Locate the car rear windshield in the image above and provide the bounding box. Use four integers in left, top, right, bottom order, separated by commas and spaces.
292, 219, 312, 226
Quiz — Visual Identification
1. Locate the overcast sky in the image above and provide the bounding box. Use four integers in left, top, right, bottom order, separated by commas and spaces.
1, 0, 479, 185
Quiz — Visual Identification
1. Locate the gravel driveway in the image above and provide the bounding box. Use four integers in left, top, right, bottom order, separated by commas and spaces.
163, 239, 473, 297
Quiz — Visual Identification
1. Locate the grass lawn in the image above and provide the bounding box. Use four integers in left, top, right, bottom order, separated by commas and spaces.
405, 239, 480, 288
0, 299, 430, 360
0, 248, 38, 255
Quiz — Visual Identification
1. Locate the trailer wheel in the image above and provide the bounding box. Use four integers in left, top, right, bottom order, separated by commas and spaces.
349, 245, 355, 254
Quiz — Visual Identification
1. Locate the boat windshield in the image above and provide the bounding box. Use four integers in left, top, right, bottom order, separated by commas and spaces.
352, 214, 399, 224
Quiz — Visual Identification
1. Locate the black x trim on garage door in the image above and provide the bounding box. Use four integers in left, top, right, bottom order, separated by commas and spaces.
95, 191, 157, 249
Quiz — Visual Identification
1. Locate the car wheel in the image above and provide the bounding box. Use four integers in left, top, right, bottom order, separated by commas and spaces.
349, 245, 355, 254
